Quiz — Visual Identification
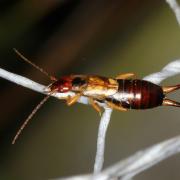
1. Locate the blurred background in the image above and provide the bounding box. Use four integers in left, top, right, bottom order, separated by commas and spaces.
0, 0, 180, 180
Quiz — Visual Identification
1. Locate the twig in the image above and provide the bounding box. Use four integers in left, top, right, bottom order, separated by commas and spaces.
143, 59, 180, 83
166, 0, 180, 25
103, 135, 180, 180
0, 68, 45, 93
58, 135, 180, 180
94, 108, 113, 174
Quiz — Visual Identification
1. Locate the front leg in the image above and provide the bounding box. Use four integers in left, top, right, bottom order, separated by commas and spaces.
66, 93, 82, 106
89, 98, 102, 116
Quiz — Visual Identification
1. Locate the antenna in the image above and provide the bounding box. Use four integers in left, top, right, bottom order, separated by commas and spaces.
12, 95, 51, 144
13, 48, 57, 81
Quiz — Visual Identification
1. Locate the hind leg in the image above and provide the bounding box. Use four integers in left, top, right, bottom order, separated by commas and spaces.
106, 101, 127, 111
115, 73, 135, 80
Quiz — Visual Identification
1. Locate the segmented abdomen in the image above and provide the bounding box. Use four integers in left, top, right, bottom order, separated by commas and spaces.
107, 79, 164, 109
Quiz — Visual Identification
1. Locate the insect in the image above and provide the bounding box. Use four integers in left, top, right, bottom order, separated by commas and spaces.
12, 49, 180, 144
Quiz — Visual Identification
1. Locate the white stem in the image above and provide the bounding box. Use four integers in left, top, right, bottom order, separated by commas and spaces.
58, 135, 180, 180
166, 0, 180, 25
143, 59, 180, 84
0, 68, 45, 93
94, 108, 113, 174
103, 135, 180, 179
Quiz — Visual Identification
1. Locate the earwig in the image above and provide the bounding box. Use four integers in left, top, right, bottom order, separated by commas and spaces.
12, 49, 180, 144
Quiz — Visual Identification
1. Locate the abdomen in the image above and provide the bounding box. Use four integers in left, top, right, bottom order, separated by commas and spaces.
106, 79, 164, 109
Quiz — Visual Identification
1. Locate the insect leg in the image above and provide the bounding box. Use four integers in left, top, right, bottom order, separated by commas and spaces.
89, 98, 102, 116
106, 101, 127, 111
115, 73, 135, 80
66, 93, 82, 106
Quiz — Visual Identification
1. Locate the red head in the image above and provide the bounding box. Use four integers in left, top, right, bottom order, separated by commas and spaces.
49, 75, 87, 93
50, 76, 72, 93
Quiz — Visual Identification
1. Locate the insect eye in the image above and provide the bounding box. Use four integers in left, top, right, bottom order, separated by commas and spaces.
72, 77, 86, 86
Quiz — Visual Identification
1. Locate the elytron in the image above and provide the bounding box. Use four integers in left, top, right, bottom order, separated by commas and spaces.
12, 49, 180, 144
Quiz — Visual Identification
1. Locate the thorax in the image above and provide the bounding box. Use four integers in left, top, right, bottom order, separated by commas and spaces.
83, 76, 118, 99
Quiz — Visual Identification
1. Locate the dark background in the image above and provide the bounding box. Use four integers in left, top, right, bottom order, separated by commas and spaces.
0, 1, 180, 180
